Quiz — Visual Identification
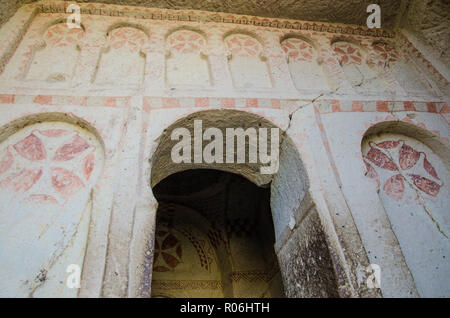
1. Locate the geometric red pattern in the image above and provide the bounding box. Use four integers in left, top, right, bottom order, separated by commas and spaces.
281, 38, 315, 62
225, 34, 262, 57
333, 42, 363, 65
153, 230, 183, 272
0, 95, 446, 117
44, 23, 84, 48
108, 27, 147, 53
0, 128, 96, 205
167, 30, 205, 54
364, 139, 442, 199
0, 95, 446, 116
372, 42, 399, 67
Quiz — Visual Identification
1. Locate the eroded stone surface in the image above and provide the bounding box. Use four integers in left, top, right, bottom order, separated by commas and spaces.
0, 0, 34, 28
404, 0, 450, 66
277, 207, 339, 298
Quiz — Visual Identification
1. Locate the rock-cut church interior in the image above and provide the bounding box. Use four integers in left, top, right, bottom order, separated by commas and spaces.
0, 0, 448, 298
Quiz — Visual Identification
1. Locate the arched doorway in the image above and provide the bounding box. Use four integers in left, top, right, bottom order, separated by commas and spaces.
150, 169, 284, 297
130, 109, 340, 298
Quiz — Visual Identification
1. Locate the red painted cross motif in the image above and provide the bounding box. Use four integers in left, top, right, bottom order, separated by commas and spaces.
333, 42, 363, 66
371, 43, 399, 67
281, 38, 315, 62
225, 34, 262, 57
153, 230, 183, 272
167, 30, 206, 54
44, 23, 84, 48
108, 27, 147, 53
0, 128, 97, 205
364, 140, 442, 200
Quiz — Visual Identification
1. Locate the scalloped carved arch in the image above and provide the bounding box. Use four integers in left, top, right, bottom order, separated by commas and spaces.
26, 21, 84, 82
332, 40, 387, 94
94, 25, 148, 86
371, 42, 433, 96
224, 32, 272, 89
165, 28, 211, 87
281, 36, 328, 91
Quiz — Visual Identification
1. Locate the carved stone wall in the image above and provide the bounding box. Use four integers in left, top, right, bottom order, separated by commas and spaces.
27, 22, 84, 82
0, 1, 444, 100
225, 32, 272, 89
281, 36, 329, 92
0, 0, 35, 28
0, 1, 448, 298
332, 40, 388, 95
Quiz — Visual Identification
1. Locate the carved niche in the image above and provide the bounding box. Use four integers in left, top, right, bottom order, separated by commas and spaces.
281, 36, 329, 91
224, 33, 272, 89
0, 121, 104, 297
94, 26, 148, 86
165, 28, 211, 87
362, 133, 449, 297
26, 22, 84, 82
332, 41, 387, 94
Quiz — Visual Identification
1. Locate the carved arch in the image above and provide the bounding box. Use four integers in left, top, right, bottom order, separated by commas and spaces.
128, 109, 343, 298
165, 27, 212, 87
223, 31, 272, 89
93, 24, 149, 86
25, 20, 85, 82
370, 41, 434, 96
280, 34, 329, 91
331, 38, 387, 94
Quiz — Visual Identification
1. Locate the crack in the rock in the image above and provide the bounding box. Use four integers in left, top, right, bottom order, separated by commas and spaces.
284, 85, 341, 135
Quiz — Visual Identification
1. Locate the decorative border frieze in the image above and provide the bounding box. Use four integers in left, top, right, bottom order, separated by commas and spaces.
36, 1, 394, 38
151, 280, 223, 290
0, 93, 447, 116
314, 99, 448, 114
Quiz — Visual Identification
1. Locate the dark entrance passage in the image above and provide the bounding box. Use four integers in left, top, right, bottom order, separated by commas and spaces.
150, 169, 284, 298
